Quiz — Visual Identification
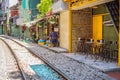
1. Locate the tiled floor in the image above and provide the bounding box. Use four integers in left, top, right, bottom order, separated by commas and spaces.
62, 53, 120, 72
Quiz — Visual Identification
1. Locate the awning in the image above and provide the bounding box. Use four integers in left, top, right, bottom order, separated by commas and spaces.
23, 18, 43, 28
52, 0, 68, 13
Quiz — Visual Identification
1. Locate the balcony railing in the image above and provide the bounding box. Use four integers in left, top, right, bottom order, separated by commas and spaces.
70, 0, 113, 10
64, 0, 70, 2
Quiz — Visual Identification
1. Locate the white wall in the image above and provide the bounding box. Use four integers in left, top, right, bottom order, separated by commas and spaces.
9, 0, 18, 8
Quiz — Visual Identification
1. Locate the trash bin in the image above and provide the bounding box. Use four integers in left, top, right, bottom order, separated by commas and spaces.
38, 39, 45, 45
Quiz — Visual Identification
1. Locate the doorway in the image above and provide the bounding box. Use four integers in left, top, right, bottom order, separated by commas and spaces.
93, 15, 103, 42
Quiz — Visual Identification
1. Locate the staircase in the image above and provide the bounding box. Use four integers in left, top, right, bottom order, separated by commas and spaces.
105, 0, 119, 33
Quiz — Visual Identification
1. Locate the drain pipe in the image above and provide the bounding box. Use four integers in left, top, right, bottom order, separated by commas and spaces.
118, 1, 120, 67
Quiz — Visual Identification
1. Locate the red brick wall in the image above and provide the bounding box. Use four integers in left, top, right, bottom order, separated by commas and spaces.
72, 8, 93, 52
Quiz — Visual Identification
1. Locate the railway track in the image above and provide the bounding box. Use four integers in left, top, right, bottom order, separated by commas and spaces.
0, 35, 115, 80
0, 36, 69, 80
0, 39, 25, 80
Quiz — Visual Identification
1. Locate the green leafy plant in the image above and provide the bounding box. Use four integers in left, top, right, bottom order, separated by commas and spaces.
38, 22, 43, 27
37, 0, 52, 16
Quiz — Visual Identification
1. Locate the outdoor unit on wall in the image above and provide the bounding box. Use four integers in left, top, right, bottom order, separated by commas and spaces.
52, 0, 68, 13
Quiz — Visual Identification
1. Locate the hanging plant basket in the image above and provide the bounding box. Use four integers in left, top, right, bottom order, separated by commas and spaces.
48, 16, 57, 24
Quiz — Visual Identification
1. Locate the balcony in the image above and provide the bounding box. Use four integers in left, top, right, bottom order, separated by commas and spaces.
71, 0, 114, 10
52, 0, 68, 13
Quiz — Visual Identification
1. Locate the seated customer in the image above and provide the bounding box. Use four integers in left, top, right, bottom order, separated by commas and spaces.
50, 28, 58, 47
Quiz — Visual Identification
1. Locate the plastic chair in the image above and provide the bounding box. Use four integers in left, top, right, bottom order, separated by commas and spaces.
76, 38, 86, 54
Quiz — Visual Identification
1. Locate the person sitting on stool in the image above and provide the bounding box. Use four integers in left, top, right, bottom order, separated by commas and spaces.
50, 28, 58, 47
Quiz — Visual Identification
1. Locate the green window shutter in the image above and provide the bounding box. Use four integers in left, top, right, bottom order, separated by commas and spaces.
22, 0, 27, 9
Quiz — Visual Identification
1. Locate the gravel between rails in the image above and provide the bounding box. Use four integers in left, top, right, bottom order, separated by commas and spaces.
7, 36, 116, 80
0, 40, 22, 80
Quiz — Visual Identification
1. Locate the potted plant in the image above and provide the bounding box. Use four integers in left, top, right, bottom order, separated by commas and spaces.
38, 22, 43, 27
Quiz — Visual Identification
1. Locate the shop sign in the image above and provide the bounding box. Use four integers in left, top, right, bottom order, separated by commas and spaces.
52, 0, 68, 13
10, 10, 18, 17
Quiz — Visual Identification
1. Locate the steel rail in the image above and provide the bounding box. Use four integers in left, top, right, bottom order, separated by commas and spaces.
0, 37, 27, 80
1, 36, 71, 80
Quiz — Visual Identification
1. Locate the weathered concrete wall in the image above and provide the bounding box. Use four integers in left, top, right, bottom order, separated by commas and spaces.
60, 11, 69, 50
72, 8, 93, 52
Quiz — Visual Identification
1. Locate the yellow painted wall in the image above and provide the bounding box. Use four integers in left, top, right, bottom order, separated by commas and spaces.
93, 15, 102, 42
60, 11, 69, 49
